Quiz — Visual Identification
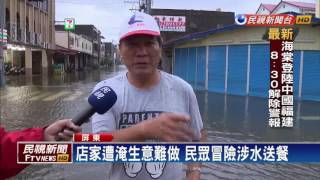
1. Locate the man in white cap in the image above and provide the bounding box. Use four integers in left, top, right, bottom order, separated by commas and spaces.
92, 11, 204, 180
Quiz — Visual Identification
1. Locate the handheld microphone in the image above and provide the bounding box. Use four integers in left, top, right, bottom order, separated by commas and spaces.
72, 86, 117, 126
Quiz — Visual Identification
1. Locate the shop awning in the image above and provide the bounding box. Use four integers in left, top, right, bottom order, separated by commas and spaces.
54, 45, 78, 55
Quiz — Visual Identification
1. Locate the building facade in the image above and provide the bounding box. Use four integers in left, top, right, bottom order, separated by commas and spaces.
55, 30, 93, 71
3, 0, 55, 76
100, 42, 105, 65
101, 42, 117, 66
55, 24, 101, 67
168, 22, 320, 102
150, 8, 235, 43
256, 4, 277, 14
150, 8, 235, 73
256, 1, 316, 15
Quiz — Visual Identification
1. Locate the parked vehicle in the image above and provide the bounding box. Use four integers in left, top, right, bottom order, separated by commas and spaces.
5, 64, 25, 75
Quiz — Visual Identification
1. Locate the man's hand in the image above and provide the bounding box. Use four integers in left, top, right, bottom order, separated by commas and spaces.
44, 119, 81, 141
142, 113, 194, 142
186, 164, 201, 180
186, 170, 200, 180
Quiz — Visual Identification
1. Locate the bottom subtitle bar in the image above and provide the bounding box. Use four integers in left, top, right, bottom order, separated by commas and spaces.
72, 143, 320, 163
17, 142, 320, 163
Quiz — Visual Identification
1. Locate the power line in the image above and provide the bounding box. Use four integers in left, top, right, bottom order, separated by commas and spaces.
123, 0, 153, 13
123, 0, 140, 13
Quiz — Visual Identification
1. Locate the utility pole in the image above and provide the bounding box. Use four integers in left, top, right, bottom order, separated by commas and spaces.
0, 0, 6, 87
137, 0, 152, 14
145, 0, 152, 14
124, 0, 152, 13
316, 0, 320, 18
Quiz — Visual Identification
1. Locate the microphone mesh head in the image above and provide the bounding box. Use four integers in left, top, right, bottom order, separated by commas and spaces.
88, 86, 117, 114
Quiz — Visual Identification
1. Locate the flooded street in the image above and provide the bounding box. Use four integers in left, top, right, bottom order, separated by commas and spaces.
1, 66, 320, 180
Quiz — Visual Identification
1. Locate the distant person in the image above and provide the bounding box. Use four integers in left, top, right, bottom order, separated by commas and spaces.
0, 119, 81, 179
92, 11, 204, 180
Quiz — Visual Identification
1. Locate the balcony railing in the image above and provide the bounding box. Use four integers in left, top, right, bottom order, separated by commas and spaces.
27, 0, 48, 13
21, 29, 25, 43
17, 28, 21, 42
35, 33, 38, 45
26, 31, 30, 43
38, 33, 42, 46
6, 23, 10, 41
10, 23, 17, 41
30, 32, 35, 45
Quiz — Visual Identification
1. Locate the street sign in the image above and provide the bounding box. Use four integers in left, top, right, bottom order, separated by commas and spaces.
64, 18, 75, 31
153, 15, 186, 32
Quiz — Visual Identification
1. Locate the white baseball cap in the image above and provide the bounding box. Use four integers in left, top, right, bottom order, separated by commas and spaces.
119, 11, 160, 41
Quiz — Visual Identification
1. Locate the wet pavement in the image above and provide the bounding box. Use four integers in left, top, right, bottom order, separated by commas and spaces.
1, 65, 320, 180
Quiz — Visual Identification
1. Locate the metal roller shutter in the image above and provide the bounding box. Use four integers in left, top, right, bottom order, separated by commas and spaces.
187, 47, 197, 87
180, 48, 188, 81
302, 51, 320, 101
208, 46, 226, 93
249, 44, 269, 97
173, 48, 181, 77
227, 45, 248, 96
196, 47, 206, 90
293, 51, 301, 99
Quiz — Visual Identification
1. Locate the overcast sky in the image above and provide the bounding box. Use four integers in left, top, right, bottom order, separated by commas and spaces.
55, 0, 317, 42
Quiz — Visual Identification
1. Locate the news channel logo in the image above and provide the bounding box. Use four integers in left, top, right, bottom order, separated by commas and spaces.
235, 14, 247, 25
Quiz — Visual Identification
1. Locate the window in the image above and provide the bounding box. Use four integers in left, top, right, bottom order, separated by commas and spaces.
69, 37, 74, 46
93, 44, 98, 51
42, 0, 48, 12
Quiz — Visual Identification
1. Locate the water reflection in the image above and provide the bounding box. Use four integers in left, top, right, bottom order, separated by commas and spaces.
4, 65, 126, 87
196, 91, 320, 142
196, 91, 320, 180
1, 66, 127, 130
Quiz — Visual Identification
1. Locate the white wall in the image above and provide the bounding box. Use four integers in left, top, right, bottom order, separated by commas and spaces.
100, 44, 105, 59
256, 7, 271, 15
55, 31, 92, 54
55, 31, 68, 48
272, 2, 302, 14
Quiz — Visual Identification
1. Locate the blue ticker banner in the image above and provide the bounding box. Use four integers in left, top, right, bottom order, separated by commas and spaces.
72, 143, 320, 163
